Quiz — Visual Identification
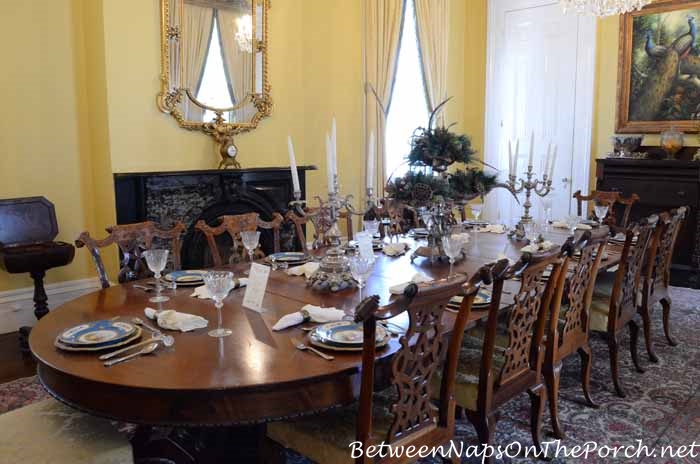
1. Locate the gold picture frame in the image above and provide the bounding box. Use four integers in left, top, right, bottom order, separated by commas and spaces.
616, 0, 700, 133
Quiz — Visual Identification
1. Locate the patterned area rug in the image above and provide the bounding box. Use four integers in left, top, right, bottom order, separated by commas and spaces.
2, 287, 698, 463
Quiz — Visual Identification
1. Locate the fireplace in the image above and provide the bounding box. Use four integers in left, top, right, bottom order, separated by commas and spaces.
114, 166, 315, 268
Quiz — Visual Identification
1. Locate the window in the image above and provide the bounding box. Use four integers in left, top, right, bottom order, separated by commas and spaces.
385, 0, 430, 181
198, 17, 233, 123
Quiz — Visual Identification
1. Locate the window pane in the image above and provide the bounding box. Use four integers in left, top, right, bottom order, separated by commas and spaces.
385, 0, 429, 182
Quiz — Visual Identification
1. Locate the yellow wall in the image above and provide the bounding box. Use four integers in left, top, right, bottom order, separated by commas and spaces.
0, 0, 96, 291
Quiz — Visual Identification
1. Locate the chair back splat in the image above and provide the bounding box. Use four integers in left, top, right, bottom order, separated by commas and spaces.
195, 212, 283, 266
75, 221, 185, 288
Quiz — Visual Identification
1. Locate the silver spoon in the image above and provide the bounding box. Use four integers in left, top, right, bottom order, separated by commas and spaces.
293, 340, 334, 361
132, 317, 175, 347
103, 342, 159, 367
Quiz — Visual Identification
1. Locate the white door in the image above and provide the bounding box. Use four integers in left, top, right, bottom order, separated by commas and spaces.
483, 0, 596, 224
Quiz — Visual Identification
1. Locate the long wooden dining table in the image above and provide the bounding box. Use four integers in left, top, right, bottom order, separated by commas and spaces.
28, 229, 621, 463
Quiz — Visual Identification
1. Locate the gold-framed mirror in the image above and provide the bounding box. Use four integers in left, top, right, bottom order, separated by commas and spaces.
157, 0, 272, 168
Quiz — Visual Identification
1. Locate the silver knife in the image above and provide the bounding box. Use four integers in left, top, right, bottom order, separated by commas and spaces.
98, 338, 159, 361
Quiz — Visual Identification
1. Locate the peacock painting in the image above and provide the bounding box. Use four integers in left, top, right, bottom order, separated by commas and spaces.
617, 1, 700, 133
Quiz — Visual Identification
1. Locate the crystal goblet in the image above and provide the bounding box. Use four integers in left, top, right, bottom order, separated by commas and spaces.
143, 249, 169, 303
442, 235, 464, 278
349, 255, 373, 300
203, 271, 235, 338
240, 231, 261, 273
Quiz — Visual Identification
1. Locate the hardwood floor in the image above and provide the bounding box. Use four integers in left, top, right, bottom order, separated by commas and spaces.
0, 331, 36, 384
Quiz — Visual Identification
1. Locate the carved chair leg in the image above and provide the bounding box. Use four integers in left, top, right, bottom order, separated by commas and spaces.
527, 385, 547, 457
607, 334, 626, 398
544, 364, 565, 440
468, 413, 496, 464
578, 345, 599, 408
639, 305, 658, 363
629, 320, 645, 374
661, 297, 678, 346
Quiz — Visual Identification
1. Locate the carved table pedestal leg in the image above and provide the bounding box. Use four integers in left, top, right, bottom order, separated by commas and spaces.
131, 424, 286, 464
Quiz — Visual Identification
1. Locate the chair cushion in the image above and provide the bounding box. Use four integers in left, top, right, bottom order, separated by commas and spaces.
590, 273, 616, 332
267, 389, 397, 464
431, 333, 505, 412
0, 398, 133, 464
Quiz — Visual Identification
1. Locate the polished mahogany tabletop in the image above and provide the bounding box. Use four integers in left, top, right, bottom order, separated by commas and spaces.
29, 230, 620, 426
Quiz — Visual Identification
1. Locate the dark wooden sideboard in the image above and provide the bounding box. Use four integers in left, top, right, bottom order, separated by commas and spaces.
596, 159, 700, 287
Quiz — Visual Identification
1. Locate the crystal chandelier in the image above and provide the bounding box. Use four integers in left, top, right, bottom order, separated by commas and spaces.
560, 0, 653, 16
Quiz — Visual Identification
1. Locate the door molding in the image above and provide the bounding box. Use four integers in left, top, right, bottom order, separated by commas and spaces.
484, 0, 597, 214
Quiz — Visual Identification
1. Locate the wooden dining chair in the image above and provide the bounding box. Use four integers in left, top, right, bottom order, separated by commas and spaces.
267, 271, 489, 464
589, 215, 658, 397
194, 212, 283, 266
543, 227, 608, 439
75, 221, 186, 289
446, 246, 570, 461
573, 190, 640, 230
638, 206, 687, 363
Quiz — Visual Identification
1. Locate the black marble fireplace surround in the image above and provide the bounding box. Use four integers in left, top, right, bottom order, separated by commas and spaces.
114, 167, 316, 268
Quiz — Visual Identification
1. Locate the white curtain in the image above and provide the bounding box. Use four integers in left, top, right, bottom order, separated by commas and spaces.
182, 3, 214, 121
415, 0, 450, 126
217, 8, 256, 123
364, 0, 405, 197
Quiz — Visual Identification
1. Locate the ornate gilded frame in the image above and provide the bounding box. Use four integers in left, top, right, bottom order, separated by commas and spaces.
616, 0, 700, 133
157, 0, 272, 167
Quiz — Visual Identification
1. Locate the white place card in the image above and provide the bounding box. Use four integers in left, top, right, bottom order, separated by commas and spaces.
356, 231, 374, 260
242, 263, 271, 312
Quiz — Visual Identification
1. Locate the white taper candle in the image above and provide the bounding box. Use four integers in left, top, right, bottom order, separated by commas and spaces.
549, 145, 557, 180
367, 131, 375, 189
288, 135, 300, 194
326, 132, 334, 193
528, 131, 534, 168
508, 140, 513, 176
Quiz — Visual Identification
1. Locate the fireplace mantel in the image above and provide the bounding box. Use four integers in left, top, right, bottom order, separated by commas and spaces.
113, 166, 316, 268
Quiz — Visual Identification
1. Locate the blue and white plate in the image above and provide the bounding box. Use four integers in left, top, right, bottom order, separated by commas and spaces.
164, 270, 207, 285
309, 321, 389, 350
58, 320, 137, 347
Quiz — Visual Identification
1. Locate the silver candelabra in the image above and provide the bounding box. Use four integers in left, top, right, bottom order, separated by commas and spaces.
496, 163, 552, 226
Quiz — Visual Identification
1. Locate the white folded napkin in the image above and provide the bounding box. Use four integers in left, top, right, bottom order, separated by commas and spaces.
389, 273, 432, 294
479, 224, 506, 234
521, 240, 556, 253
383, 242, 409, 256
552, 221, 592, 231
272, 304, 346, 331
144, 307, 208, 332
190, 278, 248, 299
286, 262, 320, 279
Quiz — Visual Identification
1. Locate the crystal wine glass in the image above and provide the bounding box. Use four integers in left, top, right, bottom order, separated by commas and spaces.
522, 222, 540, 244
565, 214, 581, 235
594, 202, 609, 225
349, 255, 373, 300
470, 204, 483, 222
442, 235, 463, 278
240, 231, 261, 272
363, 220, 380, 237
541, 197, 553, 231
203, 271, 235, 338
143, 249, 169, 303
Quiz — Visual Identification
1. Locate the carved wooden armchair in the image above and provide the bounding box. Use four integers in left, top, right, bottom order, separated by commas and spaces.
638, 206, 687, 363
543, 227, 608, 439
75, 221, 186, 289
448, 246, 569, 461
267, 271, 490, 464
194, 212, 283, 266
589, 215, 658, 397
573, 190, 640, 230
